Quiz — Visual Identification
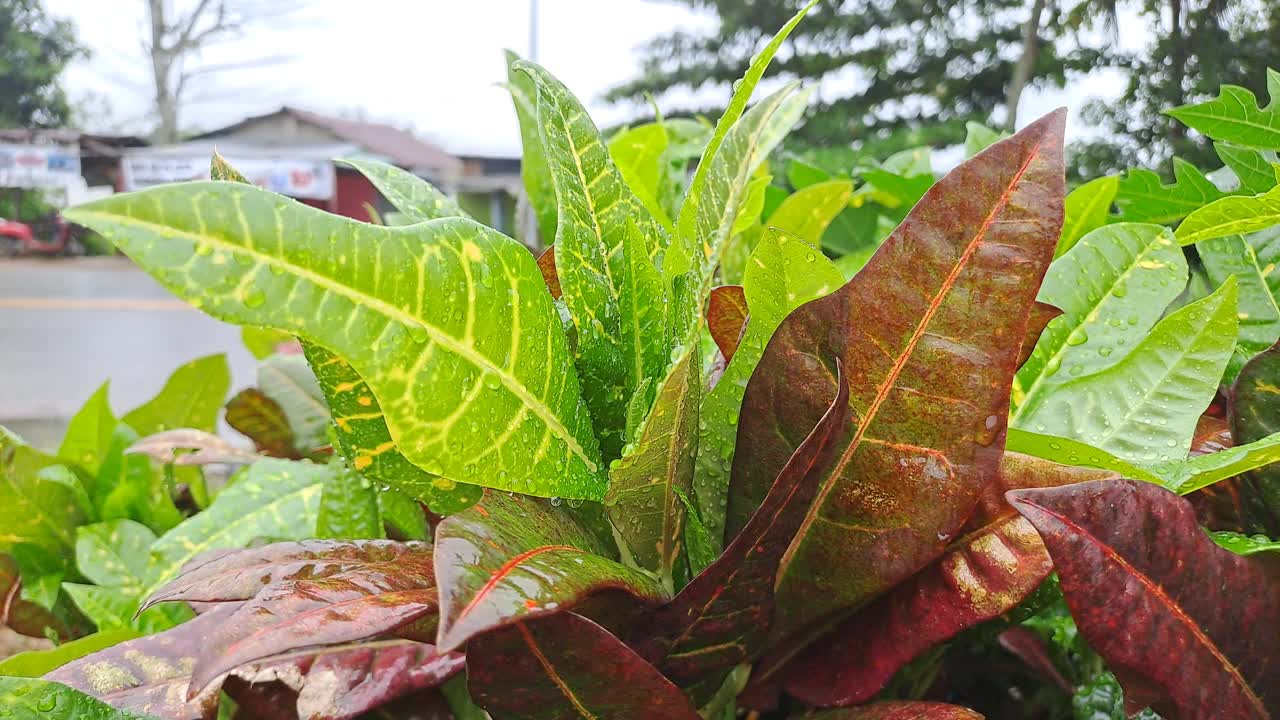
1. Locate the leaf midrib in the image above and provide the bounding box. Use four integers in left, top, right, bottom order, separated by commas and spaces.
79, 209, 597, 474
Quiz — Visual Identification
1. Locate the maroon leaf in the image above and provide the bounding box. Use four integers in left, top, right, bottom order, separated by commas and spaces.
46, 605, 234, 720
997, 626, 1072, 694
1008, 479, 1280, 719
142, 540, 430, 612
149, 541, 441, 696
707, 284, 749, 362
1018, 301, 1062, 369
1187, 415, 1246, 532
537, 246, 562, 298
226, 639, 463, 720
784, 453, 1114, 707
726, 110, 1066, 646
433, 491, 666, 653
467, 611, 700, 720
1, 554, 73, 641
633, 361, 850, 686
225, 388, 302, 459
798, 702, 984, 719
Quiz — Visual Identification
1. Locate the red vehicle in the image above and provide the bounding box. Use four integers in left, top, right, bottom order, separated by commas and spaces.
0, 214, 80, 256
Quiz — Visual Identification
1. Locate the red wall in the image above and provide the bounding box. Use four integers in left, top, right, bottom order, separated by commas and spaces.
329, 168, 381, 221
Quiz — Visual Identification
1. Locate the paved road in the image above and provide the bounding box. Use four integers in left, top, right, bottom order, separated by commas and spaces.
0, 257, 258, 448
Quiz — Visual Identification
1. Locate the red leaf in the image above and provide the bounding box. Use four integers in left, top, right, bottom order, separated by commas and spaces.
467, 611, 700, 720
997, 626, 1072, 693
1009, 479, 1280, 719
707, 284, 749, 362
225, 388, 302, 459
727, 110, 1066, 648
1018, 301, 1062, 369
1186, 415, 1246, 532
785, 453, 1114, 706
1, 554, 73, 642
537, 246, 561, 298
801, 701, 984, 719
634, 361, 850, 686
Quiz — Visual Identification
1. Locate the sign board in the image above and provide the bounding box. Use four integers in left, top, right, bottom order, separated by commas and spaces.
121, 154, 335, 200
0, 144, 82, 190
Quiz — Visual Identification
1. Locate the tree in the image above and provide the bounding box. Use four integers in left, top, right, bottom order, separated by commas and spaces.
606, 1, 1104, 157
1074, 0, 1280, 177
144, 0, 302, 143
0, 0, 87, 128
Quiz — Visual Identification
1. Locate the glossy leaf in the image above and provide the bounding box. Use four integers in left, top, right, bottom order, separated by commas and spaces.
45, 607, 233, 720
0, 678, 158, 720
1057, 175, 1117, 257
1019, 302, 1062, 369
1216, 142, 1279, 194
707, 284, 747, 362
799, 703, 983, 720
1212, 531, 1280, 555
433, 490, 667, 652
1177, 184, 1280, 245
303, 343, 481, 515
1232, 342, 1280, 529
726, 110, 1067, 640
0, 629, 139, 678
505, 49, 557, 244
604, 344, 699, 583
1114, 159, 1231, 225
339, 158, 468, 221
224, 388, 299, 458
126, 429, 259, 466
1015, 280, 1238, 463
695, 230, 843, 547
1009, 479, 1280, 719
1167, 73, 1280, 149
0, 433, 87, 554
66, 182, 605, 500
122, 354, 229, 437
57, 382, 115, 476
610, 122, 675, 232
784, 453, 1115, 707
767, 179, 855, 247
1011, 223, 1187, 415
141, 458, 327, 597
467, 611, 700, 720
636, 364, 848, 686
536, 246, 561, 298
1199, 230, 1280, 381
316, 465, 384, 540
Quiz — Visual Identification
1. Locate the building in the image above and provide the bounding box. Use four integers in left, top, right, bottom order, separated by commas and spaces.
120, 107, 526, 241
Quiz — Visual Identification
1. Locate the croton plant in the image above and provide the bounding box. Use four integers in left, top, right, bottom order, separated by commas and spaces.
5, 3, 1280, 719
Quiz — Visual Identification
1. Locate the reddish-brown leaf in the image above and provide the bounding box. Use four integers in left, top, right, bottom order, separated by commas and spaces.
799, 701, 984, 719
1231, 342, 1280, 532
537, 246, 561, 298
707, 284, 749, 362
726, 110, 1066, 647
1186, 415, 1247, 532
46, 604, 234, 720
226, 639, 463, 720
433, 491, 666, 653
225, 388, 302, 459
1, 554, 73, 641
784, 453, 1114, 706
633, 362, 850, 686
1009, 479, 1280, 719
1018, 301, 1062, 369
997, 626, 1073, 693
468, 611, 700, 720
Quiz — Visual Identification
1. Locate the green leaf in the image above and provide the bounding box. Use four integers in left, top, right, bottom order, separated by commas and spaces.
66, 182, 604, 500
317, 464, 385, 540
303, 343, 481, 515
1057, 176, 1117, 257
505, 49, 557, 244
1015, 280, 1239, 463
257, 353, 328, 454
0, 433, 87, 554
434, 490, 667, 652
1211, 531, 1280, 555
339, 158, 468, 221
610, 122, 675, 232
75, 520, 154, 590
1199, 230, 1280, 381
694, 230, 843, 547
378, 488, 428, 540
1231, 342, 1280, 529
766, 179, 855, 248
1167, 73, 1280, 149
605, 342, 700, 585
0, 629, 138, 677
1177, 183, 1280, 245
10, 544, 67, 609
1115, 158, 1231, 225
1215, 142, 1279, 195
0, 678, 159, 720
964, 121, 1008, 157
57, 382, 115, 476
240, 326, 291, 359
787, 158, 832, 190
1012, 223, 1188, 416
517, 60, 662, 459
121, 354, 229, 436
95, 425, 181, 534
61, 583, 186, 634
141, 457, 327, 597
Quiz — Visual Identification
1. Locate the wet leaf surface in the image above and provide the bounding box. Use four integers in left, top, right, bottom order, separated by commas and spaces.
707, 284, 748, 362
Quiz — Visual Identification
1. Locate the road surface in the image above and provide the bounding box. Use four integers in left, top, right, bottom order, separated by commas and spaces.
0, 256, 257, 448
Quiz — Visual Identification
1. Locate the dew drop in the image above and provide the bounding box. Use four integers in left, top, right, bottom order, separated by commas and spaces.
242, 287, 266, 308
1066, 328, 1088, 346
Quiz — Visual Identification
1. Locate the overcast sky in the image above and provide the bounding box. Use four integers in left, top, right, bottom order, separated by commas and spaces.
45, 0, 1131, 157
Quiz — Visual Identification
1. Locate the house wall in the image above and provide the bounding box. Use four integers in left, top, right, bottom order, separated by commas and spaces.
210, 115, 339, 148
334, 169, 381, 222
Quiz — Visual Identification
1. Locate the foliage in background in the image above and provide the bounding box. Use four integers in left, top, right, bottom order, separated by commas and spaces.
0, 0, 85, 128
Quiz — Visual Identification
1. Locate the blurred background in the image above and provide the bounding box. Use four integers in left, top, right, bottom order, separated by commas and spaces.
2, 0, 1277, 445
